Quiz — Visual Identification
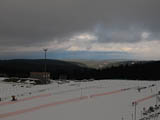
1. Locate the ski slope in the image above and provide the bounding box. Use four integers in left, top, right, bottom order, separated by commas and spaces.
0, 77, 159, 120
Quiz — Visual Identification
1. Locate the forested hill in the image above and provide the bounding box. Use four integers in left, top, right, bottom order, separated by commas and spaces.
0, 59, 95, 79
99, 61, 160, 80
0, 59, 160, 80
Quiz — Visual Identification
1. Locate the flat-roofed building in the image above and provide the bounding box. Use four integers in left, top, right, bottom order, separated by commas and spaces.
30, 72, 50, 80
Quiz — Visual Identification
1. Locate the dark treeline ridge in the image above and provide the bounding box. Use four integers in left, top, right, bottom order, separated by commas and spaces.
0, 59, 160, 80
0, 59, 96, 80
99, 61, 160, 80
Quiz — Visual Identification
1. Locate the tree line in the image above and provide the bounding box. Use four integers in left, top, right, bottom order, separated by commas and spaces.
0, 59, 160, 80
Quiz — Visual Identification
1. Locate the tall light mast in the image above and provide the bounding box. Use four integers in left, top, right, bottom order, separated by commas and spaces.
43, 48, 48, 84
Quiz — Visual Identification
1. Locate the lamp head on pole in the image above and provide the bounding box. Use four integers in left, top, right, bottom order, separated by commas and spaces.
43, 48, 48, 52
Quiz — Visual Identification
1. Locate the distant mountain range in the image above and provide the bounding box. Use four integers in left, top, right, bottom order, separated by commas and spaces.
64, 59, 146, 69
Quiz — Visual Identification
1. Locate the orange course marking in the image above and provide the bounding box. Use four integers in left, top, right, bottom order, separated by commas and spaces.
134, 94, 157, 104
0, 86, 130, 107
0, 93, 52, 106
90, 88, 126, 98
0, 87, 131, 119
0, 87, 94, 107
0, 96, 88, 119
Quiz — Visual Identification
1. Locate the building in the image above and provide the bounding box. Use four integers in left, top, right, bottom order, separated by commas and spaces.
30, 72, 50, 80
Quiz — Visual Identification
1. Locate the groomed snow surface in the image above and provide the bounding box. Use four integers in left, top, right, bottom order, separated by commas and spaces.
0, 77, 160, 120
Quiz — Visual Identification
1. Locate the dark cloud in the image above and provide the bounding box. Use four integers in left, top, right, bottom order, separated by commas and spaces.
0, 0, 160, 47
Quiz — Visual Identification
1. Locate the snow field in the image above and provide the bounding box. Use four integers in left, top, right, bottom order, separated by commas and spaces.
0, 78, 159, 120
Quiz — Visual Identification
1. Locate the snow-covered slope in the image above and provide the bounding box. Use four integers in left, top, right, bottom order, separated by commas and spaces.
0, 78, 159, 120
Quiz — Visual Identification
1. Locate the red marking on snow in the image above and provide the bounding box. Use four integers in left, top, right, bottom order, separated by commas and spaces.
90, 89, 126, 98
0, 93, 52, 106
134, 94, 157, 104
0, 86, 98, 107
0, 87, 133, 119
0, 96, 88, 119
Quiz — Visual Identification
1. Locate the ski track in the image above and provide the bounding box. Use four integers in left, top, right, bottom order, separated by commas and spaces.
0, 78, 159, 120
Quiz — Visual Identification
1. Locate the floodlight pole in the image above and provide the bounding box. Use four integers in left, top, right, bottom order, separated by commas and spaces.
43, 48, 48, 84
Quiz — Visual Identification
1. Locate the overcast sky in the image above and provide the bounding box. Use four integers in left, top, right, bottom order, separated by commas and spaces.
0, 0, 160, 60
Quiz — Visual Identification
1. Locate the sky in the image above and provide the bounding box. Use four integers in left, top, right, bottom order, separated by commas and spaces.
0, 0, 160, 60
